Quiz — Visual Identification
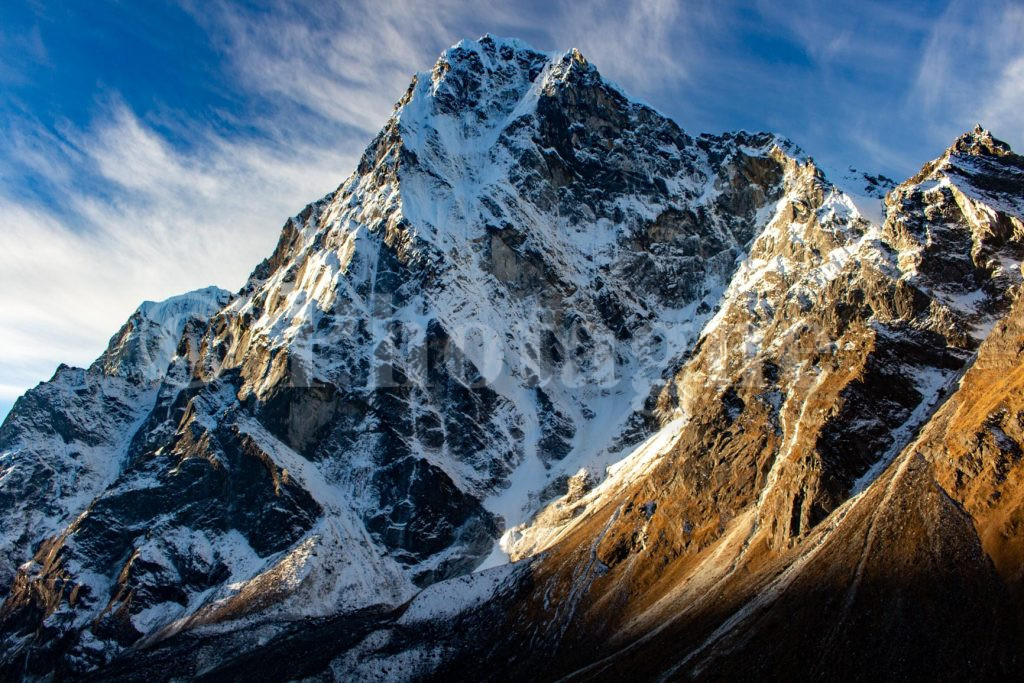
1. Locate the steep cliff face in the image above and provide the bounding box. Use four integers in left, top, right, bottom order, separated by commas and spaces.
504, 126, 1024, 571
0, 36, 813, 677
0, 287, 229, 600
295, 130, 1024, 681
522, 127, 1024, 681
2, 33, 1024, 682
920, 280, 1024, 599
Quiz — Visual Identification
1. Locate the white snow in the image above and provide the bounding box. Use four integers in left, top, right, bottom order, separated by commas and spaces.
399, 561, 523, 624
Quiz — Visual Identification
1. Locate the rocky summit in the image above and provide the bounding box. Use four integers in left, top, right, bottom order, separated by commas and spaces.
2, 35, 1024, 681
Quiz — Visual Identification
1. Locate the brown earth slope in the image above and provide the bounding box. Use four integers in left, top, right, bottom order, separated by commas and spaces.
394, 129, 1024, 682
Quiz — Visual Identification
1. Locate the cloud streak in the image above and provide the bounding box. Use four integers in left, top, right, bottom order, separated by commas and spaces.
912, 0, 1024, 149
0, 99, 350, 413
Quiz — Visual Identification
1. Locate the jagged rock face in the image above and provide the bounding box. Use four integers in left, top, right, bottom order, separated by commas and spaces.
502, 140, 1012, 564
919, 285, 1024, 598
269, 130, 1024, 682
0, 367, 159, 604
557, 251, 1024, 682
885, 126, 1024, 311
91, 286, 233, 381
0, 36, 809, 675
337, 130, 1024, 681
0, 288, 230, 602
3, 33, 1024, 682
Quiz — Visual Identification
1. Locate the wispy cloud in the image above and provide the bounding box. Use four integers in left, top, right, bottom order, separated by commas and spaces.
0, 100, 350, 408
187, 0, 718, 126
984, 55, 1024, 143
755, 0, 931, 68
184, 0, 534, 136
549, 0, 709, 92
0, 22, 48, 85
911, 0, 1024, 149
2, 0, 514, 416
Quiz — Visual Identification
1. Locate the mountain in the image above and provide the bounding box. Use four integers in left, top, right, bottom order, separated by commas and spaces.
1, 35, 1023, 680
0, 287, 231, 598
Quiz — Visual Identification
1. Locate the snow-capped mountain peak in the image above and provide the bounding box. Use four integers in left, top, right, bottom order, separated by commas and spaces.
91, 285, 232, 382
4, 33, 1024, 681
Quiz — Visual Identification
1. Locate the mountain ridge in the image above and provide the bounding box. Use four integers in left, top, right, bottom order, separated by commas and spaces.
1, 34, 1023, 681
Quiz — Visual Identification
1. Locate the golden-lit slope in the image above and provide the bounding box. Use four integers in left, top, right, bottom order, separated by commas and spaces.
416, 129, 1024, 682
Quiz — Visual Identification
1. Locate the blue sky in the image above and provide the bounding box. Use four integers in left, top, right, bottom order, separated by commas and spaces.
1, 0, 1022, 419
